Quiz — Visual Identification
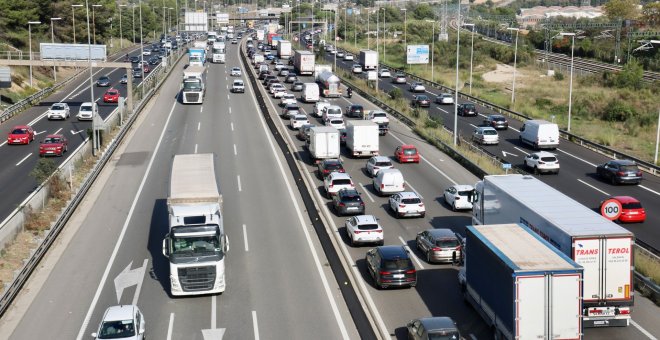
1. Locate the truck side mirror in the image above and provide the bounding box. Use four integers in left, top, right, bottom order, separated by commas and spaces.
162, 237, 170, 258
223, 235, 229, 253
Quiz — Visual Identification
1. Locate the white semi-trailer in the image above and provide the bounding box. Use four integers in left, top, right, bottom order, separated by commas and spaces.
346, 121, 379, 157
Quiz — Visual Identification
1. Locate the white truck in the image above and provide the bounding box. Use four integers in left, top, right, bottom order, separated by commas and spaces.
307, 126, 340, 161
313, 64, 333, 79
256, 29, 265, 42
472, 174, 635, 327
293, 50, 315, 75
459, 223, 583, 340
211, 41, 226, 63
346, 121, 379, 157
162, 154, 229, 296
317, 71, 341, 98
182, 65, 206, 104
359, 49, 378, 70
277, 40, 292, 59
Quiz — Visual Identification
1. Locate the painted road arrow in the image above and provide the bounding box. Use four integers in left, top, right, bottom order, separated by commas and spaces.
71, 129, 85, 135
113, 259, 148, 304
502, 150, 518, 157
202, 328, 226, 340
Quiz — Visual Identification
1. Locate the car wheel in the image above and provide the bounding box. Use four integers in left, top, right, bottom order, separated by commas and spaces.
452, 202, 457, 212
534, 166, 539, 175
349, 233, 355, 247
610, 176, 617, 185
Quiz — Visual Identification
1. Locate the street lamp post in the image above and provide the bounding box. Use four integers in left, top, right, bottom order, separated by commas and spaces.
427, 20, 435, 83
27, 21, 42, 88
72, 5, 83, 44
453, 0, 461, 146
508, 27, 520, 106
354, 7, 357, 48
464, 23, 475, 95
162, 0, 166, 37
119, 4, 126, 48
84, 0, 98, 153
132, 4, 136, 43
561, 32, 576, 132
401, 8, 407, 69
50, 17, 62, 81
382, 7, 386, 65
92, 4, 102, 45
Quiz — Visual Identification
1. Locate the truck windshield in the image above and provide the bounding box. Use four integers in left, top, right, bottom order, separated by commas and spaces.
170, 226, 223, 263
183, 80, 202, 91
212, 48, 224, 54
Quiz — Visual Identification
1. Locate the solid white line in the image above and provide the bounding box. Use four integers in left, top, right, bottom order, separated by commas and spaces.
0, 141, 6, 147
237, 175, 242, 192
166, 313, 175, 340
577, 179, 610, 196
194, 144, 198, 154
252, 311, 260, 340
76, 100, 178, 340
358, 183, 375, 203
131, 258, 149, 306
639, 185, 660, 197
231, 122, 234, 131
389, 132, 458, 186
211, 295, 217, 330
54, 127, 63, 135
243, 224, 249, 252
404, 180, 424, 199
398, 236, 424, 270
197, 121, 201, 131
28, 113, 47, 126
200, 106, 203, 113
16, 153, 32, 166
233, 144, 237, 155
437, 107, 448, 113
557, 148, 597, 167
631, 320, 658, 340
469, 123, 477, 128
513, 146, 529, 156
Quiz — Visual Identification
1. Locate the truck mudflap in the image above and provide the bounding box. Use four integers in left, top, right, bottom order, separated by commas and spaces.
583, 307, 631, 327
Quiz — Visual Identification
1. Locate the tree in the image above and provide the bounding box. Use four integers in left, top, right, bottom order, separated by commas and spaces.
641, 2, 660, 27
603, 0, 640, 21
412, 3, 435, 20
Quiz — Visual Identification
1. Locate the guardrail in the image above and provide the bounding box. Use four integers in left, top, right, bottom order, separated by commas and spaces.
0, 45, 185, 317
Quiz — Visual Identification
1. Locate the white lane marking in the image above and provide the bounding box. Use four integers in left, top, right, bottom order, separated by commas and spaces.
252, 311, 260, 340
0, 141, 6, 147
639, 185, 660, 197
227, 94, 230, 100
54, 128, 63, 135
437, 107, 448, 113
95, 98, 100, 102
167, 313, 175, 340
194, 144, 198, 154
404, 180, 424, 199
577, 179, 610, 196
200, 106, 203, 113
28, 113, 48, 126
631, 320, 658, 340
35, 130, 46, 136
398, 236, 424, 270
16, 153, 32, 166
243, 224, 249, 252
233, 144, 237, 156
229, 107, 232, 114
557, 148, 598, 167
389, 132, 457, 186
513, 146, 529, 156
358, 183, 375, 203
237, 175, 242, 192
131, 258, 149, 306
231, 122, 234, 131
198, 122, 201, 131
469, 123, 477, 128
211, 295, 217, 330
75, 100, 178, 340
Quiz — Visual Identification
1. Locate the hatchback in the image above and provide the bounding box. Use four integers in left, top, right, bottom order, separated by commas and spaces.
436, 93, 454, 104
345, 104, 365, 118
352, 64, 363, 73
290, 114, 309, 130
39, 134, 68, 157
596, 160, 642, 185
395, 144, 420, 163
323, 105, 343, 120
365, 246, 417, 289
393, 73, 406, 84
297, 123, 316, 141
278, 68, 290, 77
103, 89, 120, 103
416, 229, 462, 263
406, 317, 461, 340
345, 215, 383, 246
7, 125, 35, 145
602, 196, 646, 223
472, 126, 499, 145
282, 104, 301, 118
292, 81, 304, 91
333, 189, 366, 216
317, 158, 345, 179
365, 156, 394, 177
96, 75, 111, 87
285, 74, 298, 83
484, 114, 508, 129
120, 74, 129, 84
378, 69, 391, 78
524, 151, 560, 174
443, 185, 475, 211
409, 82, 426, 92
389, 192, 425, 218
280, 93, 297, 107
47, 102, 70, 120
324, 172, 355, 198
412, 95, 430, 108
343, 54, 354, 61
91, 305, 146, 340
230, 67, 242, 76
325, 117, 345, 130
457, 102, 477, 116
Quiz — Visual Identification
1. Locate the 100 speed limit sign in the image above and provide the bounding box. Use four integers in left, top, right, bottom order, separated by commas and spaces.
601, 199, 622, 221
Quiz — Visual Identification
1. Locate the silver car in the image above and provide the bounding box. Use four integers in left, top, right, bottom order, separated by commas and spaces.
365, 156, 393, 177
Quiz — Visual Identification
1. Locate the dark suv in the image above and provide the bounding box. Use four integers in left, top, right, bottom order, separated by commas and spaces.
596, 159, 642, 185
457, 103, 477, 116
484, 114, 509, 130
346, 104, 365, 118
317, 158, 345, 179
332, 188, 365, 216
365, 245, 417, 289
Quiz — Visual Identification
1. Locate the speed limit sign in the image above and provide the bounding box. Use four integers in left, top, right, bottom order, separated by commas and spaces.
600, 199, 622, 221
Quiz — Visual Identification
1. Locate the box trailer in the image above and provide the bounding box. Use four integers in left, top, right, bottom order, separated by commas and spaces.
277, 40, 292, 59
181, 65, 206, 104
459, 223, 583, 340
346, 121, 379, 157
308, 126, 340, 161
359, 49, 378, 70
472, 174, 634, 327
294, 50, 315, 75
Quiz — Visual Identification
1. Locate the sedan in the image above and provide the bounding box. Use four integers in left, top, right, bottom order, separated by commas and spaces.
596, 159, 642, 185
443, 185, 475, 211
291, 81, 304, 92
7, 125, 35, 145
416, 228, 462, 264
96, 75, 111, 87
343, 53, 354, 61
524, 151, 560, 174
393, 73, 406, 84
103, 88, 120, 103
365, 156, 394, 177
436, 93, 454, 104
91, 305, 146, 340
601, 196, 646, 223
352, 64, 363, 73
345, 215, 383, 246
290, 114, 310, 130
471, 126, 499, 145
411, 95, 430, 108
333, 189, 365, 216
395, 144, 420, 163
409, 82, 425, 92
47, 102, 70, 120
484, 114, 508, 129
317, 158, 345, 179
230, 67, 242, 76
39, 134, 68, 157
378, 68, 391, 78
389, 192, 425, 218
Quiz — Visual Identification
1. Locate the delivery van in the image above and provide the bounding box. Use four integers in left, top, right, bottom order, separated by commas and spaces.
302, 83, 320, 103
519, 120, 559, 150
373, 169, 405, 196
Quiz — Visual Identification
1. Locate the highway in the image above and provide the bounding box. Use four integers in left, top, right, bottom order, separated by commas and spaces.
1, 40, 358, 339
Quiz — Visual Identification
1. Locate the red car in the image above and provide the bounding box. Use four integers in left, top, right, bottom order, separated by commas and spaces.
602, 196, 646, 223
39, 134, 68, 157
395, 144, 420, 163
103, 88, 120, 103
7, 125, 35, 145
143, 64, 151, 73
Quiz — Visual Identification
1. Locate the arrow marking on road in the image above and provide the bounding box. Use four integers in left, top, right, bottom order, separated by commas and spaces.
71, 129, 85, 135
502, 150, 518, 157
113, 259, 147, 303
201, 328, 226, 340
35, 130, 47, 136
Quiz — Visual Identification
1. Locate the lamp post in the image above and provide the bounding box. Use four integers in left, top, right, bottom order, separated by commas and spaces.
560, 32, 575, 132
92, 4, 102, 45
27, 21, 42, 88
162, 0, 166, 37
401, 8, 406, 69
50, 17, 62, 81
354, 7, 357, 48
464, 23, 475, 95
119, 4, 126, 48
655, 108, 660, 165
426, 20, 435, 83
508, 27, 519, 106
132, 4, 136, 43
72, 5, 83, 44
453, 0, 461, 146
381, 7, 386, 64
168, 7, 174, 34
84, 0, 98, 153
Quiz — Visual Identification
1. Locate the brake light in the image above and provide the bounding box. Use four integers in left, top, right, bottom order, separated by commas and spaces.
419, 203, 424, 207
431, 247, 441, 251
323, 169, 329, 173
379, 271, 391, 275
617, 171, 625, 176
405, 269, 416, 274
380, 184, 384, 189
374, 230, 382, 233
354, 230, 361, 234
329, 184, 334, 188
360, 202, 365, 206
338, 202, 345, 207
399, 204, 406, 208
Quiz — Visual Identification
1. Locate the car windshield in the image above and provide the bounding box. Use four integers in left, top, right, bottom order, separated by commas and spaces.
458, 190, 474, 198
351, 106, 363, 112
436, 239, 460, 248
427, 331, 461, 340
327, 108, 341, 115
330, 119, 343, 124
376, 161, 392, 167
402, 198, 422, 204
11, 129, 27, 134
482, 129, 497, 135
99, 77, 109, 82
295, 116, 307, 121
491, 116, 505, 121
43, 137, 62, 144
341, 193, 362, 202
383, 258, 413, 270
98, 320, 135, 339
417, 96, 428, 101
287, 106, 300, 111
373, 112, 386, 118
234, 81, 243, 85
621, 201, 643, 209
464, 104, 475, 109
403, 148, 417, 155
51, 104, 66, 110
81, 106, 92, 112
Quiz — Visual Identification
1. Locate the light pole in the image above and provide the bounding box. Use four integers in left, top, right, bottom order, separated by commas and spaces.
162, 0, 166, 37
464, 23, 475, 95
27, 21, 42, 88
508, 27, 519, 106
453, 0, 461, 146
50, 17, 62, 81
84, 0, 98, 154
354, 7, 357, 48
119, 4, 126, 48
132, 4, 136, 43
72, 4, 83, 44
426, 20, 435, 83
168, 7, 174, 34
561, 32, 576, 132
92, 4, 102, 45
401, 8, 406, 68
655, 108, 660, 165
381, 7, 386, 64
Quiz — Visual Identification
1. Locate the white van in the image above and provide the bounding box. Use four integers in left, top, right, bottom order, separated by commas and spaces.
302, 83, 320, 103
519, 120, 559, 150
373, 169, 405, 196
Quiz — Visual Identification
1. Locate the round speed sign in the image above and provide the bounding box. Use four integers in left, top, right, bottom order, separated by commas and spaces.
600, 198, 622, 221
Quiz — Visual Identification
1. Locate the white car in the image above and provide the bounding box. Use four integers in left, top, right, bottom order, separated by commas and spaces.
378, 69, 391, 78
436, 93, 454, 104
336, 51, 345, 58
367, 110, 389, 125
274, 62, 285, 71
409, 82, 426, 92
325, 117, 345, 130
273, 87, 287, 98
322, 105, 343, 121
142, 50, 151, 56
47, 102, 70, 120
231, 79, 245, 93
280, 93, 297, 107
290, 114, 310, 129
471, 126, 499, 145
269, 83, 285, 95
91, 305, 146, 340
343, 54, 354, 61
230, 67, 242, 76
352, 64, 363, 73
76, 102, 97, 121
365, 156, 394, 177
313, 100, 331, 117
524, 151, 560, 174
345, 215, 384, 246
389, 192, 426, 218
443, 185, 475, 211
324, 172, 355, 198
328, 48, 337, 54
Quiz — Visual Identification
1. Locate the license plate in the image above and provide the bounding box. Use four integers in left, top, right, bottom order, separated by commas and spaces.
46, 151, 54, 154
347, 207, 357, 210
393, 274, 404, 279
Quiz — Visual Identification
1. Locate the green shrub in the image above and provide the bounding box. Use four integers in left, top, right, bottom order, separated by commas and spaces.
389, 88, 403, 100
30, 158, 58, 184
553, 72, 564, 81
535, 98, 553, 108
601, 101, 638, 122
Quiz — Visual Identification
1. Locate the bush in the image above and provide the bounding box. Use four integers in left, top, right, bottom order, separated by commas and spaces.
535, 98, 553, 108
389, 88, 403, 100
30, 158, 58, 184
553, 72, 564, 81
600, 101, 638, 122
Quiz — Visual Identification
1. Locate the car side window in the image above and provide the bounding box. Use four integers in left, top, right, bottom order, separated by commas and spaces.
417, 323, 425, 337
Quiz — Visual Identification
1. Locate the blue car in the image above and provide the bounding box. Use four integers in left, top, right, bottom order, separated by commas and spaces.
265, 54, 275, 60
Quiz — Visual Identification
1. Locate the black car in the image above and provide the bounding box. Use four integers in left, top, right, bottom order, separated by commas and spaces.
148, 56, 160, 65
130, 56, 140, 63
292, 81, 304, 92
457, 103, 478, 116
332, 189, 365, 216
484, 114, 508, 130
317, 158, 345, 179
412, 95, 431, 108
596, 160, 642, 185
258, 70, 272, 80
96, 75, 111, 87
285, 73, 298, 83
262, 75, 277, 85
346, 104, 364, 118
365, 246, 417, 289
406, 317, 461, 340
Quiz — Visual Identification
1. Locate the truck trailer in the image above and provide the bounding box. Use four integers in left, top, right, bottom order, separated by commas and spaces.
459, 223, 583, 340
277, 40, 292, 59
472, 174, 634, 327
181, 65, 206, 104
317, 71, 341, 98
307, 126, 340, 161
188, 47, 206, 67
294, 50, 315, 75
162, 154, 229, 296
346, 121, 379, 157
211, 41, 226, 63
359, 49, 378, 70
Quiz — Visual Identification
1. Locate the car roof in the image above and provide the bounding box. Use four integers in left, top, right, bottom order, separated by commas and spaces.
477, 126, 496, 131
400, 144, 416, 148
353, 214, 378, 224
417, 317, 458, 331
427, 228, 457, 238
371, 155, 391, 162
377, 245, 409, 259
103, 305, 136, 321
13, 125, 30, 129
293, 114, 307, 119
450, 184, 474, 191
611, 196, 640, 204
45, 134, 65, 139
396, 191, 421, 199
